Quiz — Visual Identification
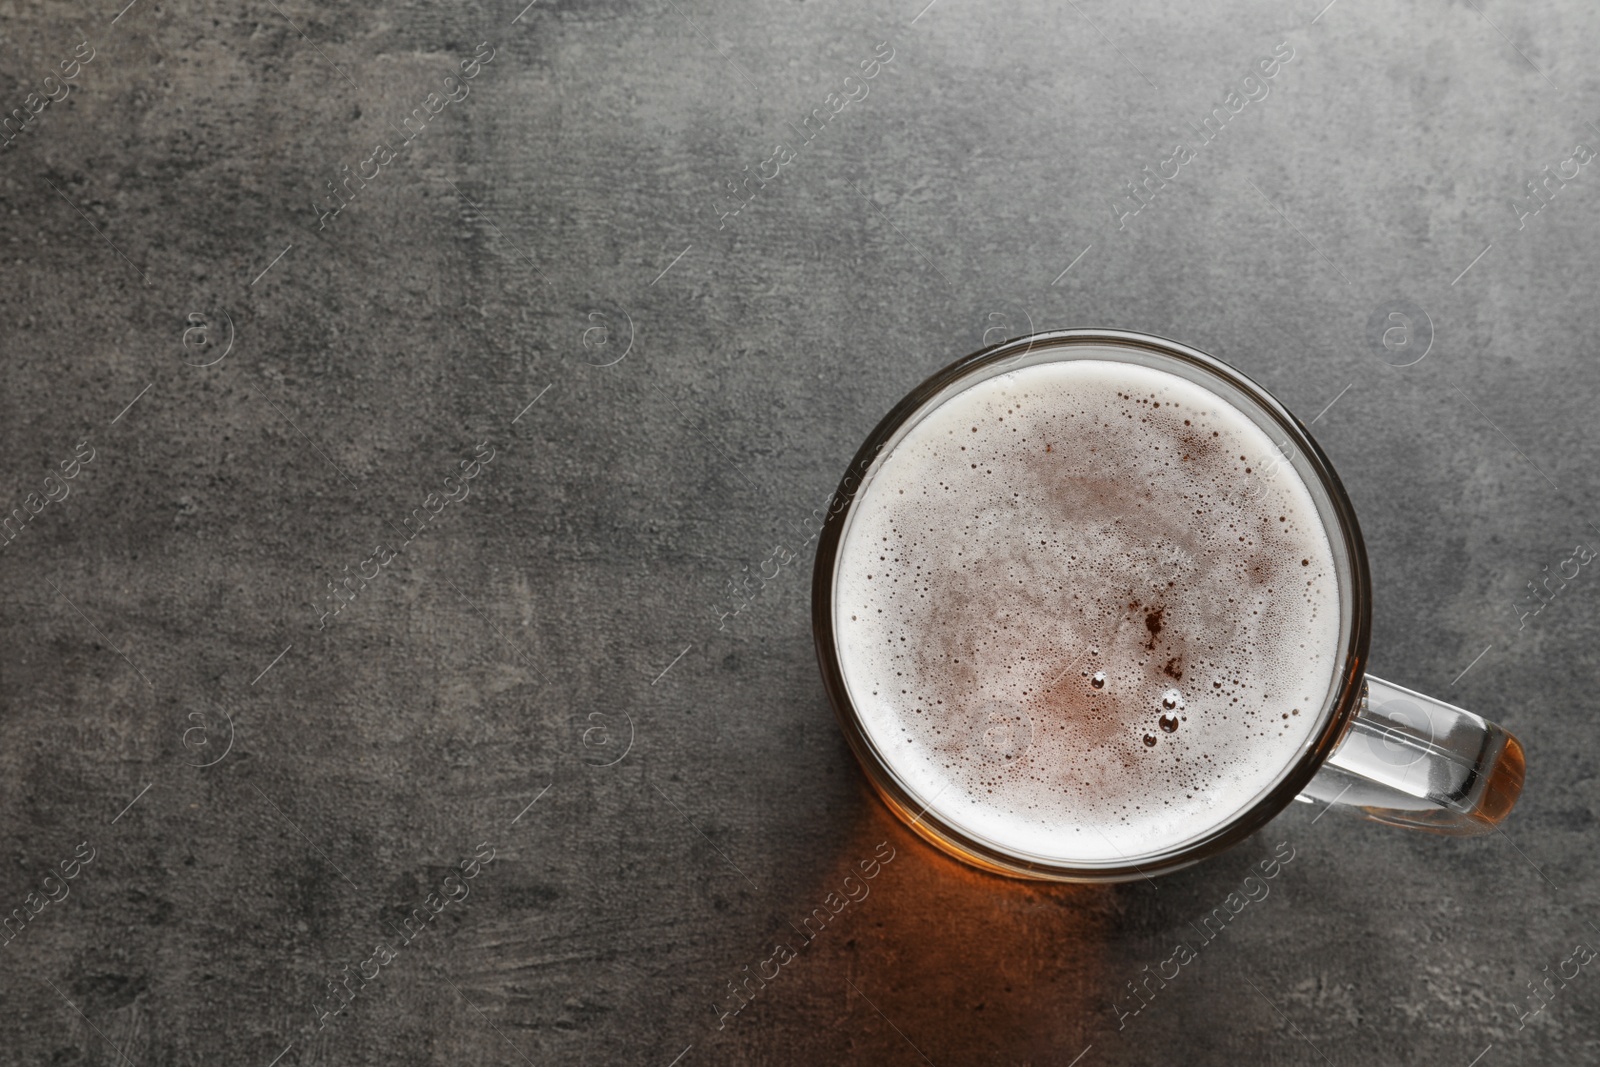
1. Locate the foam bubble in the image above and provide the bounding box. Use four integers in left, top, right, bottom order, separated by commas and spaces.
832, 358, 1342, 864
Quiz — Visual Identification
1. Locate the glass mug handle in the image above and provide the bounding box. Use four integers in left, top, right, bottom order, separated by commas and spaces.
1297, 675, 1525, 834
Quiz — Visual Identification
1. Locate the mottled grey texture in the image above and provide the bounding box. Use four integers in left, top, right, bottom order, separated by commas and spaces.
0, 0, 1596, 1063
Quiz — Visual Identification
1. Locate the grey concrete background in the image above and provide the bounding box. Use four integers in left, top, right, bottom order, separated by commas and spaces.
1, 0, 1596, 1063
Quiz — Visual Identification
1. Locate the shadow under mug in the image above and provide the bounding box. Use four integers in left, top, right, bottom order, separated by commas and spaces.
811, 329, 1525, 883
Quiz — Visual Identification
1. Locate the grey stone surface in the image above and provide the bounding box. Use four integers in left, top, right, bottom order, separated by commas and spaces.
1, 0, 1596, 1063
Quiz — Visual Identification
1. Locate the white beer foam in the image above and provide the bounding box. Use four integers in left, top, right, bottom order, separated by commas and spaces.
834, 358, 1341, 864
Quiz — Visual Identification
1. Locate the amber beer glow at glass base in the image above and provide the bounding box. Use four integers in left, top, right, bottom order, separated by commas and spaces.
812, 330, 1525, 883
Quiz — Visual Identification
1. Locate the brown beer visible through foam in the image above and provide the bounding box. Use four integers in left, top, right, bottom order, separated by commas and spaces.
833, 357, 1342, 864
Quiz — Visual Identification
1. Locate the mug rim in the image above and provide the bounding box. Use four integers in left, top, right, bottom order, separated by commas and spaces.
810, 328, 1372, 882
